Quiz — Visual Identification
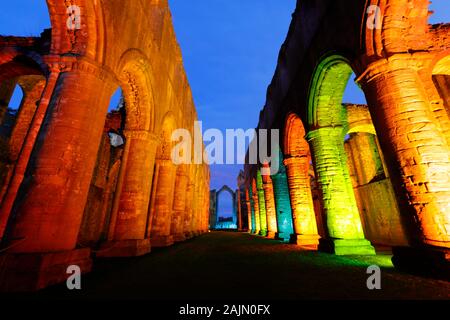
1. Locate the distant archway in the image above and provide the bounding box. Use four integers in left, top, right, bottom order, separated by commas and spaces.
210, 185, 237, 230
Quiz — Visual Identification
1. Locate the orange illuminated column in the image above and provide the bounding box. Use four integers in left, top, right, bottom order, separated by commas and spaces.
307, 127, 375, 255
261, 164, 278, 239
0, 77, 45, 202
191, 179, 200, 236
150, 159, 177, 247
283, 156, 320, 249
251, 178, 261, 234
0, 70, 60, 240
0, 63, 116, 291
8, 77, 46, 162
196, 182, 204, 234
359, 57, 450, 264
184, 179, 195, 238
236, 189, 243, 231
245, 188, 254, 233
171, 165, 188, 241
99, 130, 157, 257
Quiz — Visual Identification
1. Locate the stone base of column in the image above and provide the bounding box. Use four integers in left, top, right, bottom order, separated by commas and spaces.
290, 234, 320, 250
252, 229, 260, 235
0, 248, 92, 292
392, 246, 450, 280
276, 232, 291, 242
173, 233, 186, 242
267, 231, 277, 239
151, 235, 174, 247
184, 231, 194, 239
96, 239, 151, 258
259, 230, 268, 237
319, 238, 376, 255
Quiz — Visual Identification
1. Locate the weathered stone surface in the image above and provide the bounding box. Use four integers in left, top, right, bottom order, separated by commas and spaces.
0, 0, 210, 291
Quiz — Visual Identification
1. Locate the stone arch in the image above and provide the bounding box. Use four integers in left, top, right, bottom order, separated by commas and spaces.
212, 185, 237, 230
308, 55, 354, 129
431, 52, 450, 123
305, 54, 375, 255
283, 113, 310, 158
46, 0, 105, 58
282, 113, 320, 247
156, 111, 178, 160
116, 49, 156, 132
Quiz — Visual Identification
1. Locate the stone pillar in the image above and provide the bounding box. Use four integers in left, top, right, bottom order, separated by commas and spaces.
171, 166, 188, 242
271, 164, 294, 242
251, 179, 261, 235
359, 56, 450, 270
261, 165, 278, 239
184, 180, 195, 238
0, 71, 59, 240
236, 189, 243, 231
150, 159, 176, 247
256, 171, 268, 236
8, 77, 46, 161
97, 130, 157, 257
191, 179, 200, 236
196, 183, 204, 234
0, 78, 45, 204
0, 61, 115, 291
283, 156, 320, 249
307, 127, 375, 255
246, 188, 255, 233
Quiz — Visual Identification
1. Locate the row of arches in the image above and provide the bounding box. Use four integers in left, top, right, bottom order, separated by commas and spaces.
0, 1, 210, 291
240, 0, 450, 276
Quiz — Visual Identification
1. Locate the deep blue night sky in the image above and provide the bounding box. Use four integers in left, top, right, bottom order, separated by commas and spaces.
0, 0, 449, 201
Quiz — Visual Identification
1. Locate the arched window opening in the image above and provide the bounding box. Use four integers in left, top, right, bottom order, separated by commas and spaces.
342, 71, 407, 247
215, 187, 237, 230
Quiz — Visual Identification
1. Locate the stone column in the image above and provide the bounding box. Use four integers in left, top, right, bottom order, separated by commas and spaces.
246, 188, 255, 233
0, 61, 115, 291
191, 180, 200, 236
307, 127, 375, 255
171, 166, 188, 241
271, 165, 294, 242
256, 171, 268, 236
261, 165, 278, 239
8, 77, 46, 161
283, 156, 320, 249
236, 189, 243, 231
359, 55, 450, 269
150, 159, 176, 247
184, 180, 195, 238
0, 78, 45, 204
0, 70, 59, 240
98, 130, 157, 257
251, 179, 261, 235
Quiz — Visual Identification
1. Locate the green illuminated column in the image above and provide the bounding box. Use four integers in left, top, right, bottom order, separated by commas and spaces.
256, 171, 268, 237
249, 183, 260, 234
251, 179, 261, 235
307, 127, 375, 255
245, 189, 254, 233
